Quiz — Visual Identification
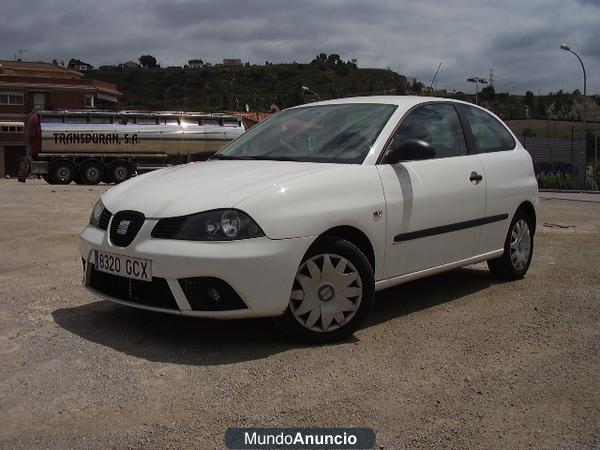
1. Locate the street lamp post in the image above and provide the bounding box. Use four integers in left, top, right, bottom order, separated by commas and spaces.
467, 76, 488, 105
301, 85, 321, 101
560, 43, 587, 187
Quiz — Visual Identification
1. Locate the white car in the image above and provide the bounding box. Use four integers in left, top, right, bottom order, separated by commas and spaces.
81, 96, 537, 342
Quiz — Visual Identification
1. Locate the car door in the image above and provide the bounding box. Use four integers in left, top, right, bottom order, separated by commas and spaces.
377, 102, 487, 279
456, 104, 536, 255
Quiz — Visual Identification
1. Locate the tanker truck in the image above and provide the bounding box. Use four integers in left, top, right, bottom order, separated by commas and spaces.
25, 110, 246, 184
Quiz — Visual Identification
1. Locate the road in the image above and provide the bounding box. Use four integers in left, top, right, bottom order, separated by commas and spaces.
0, 180, 599, 448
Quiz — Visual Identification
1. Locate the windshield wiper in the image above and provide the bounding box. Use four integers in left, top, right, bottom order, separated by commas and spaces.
209, 154, 248, 160
210, 153, 300, 162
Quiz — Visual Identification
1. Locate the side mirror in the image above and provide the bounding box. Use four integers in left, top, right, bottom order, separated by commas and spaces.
384, 139, 436, 164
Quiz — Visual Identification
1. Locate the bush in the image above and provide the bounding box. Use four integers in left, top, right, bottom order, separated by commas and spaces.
537, 161, 578, 189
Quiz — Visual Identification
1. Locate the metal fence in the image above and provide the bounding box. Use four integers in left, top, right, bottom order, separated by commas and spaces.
519, 135, 586, 164
518, 133, 597, 190
509, 119, 600, 190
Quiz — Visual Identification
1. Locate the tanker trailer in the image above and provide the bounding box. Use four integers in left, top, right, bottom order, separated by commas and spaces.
26, 110, 245, 184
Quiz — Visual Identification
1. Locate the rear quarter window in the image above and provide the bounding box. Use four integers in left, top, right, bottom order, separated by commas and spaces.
460, 105, 515, 153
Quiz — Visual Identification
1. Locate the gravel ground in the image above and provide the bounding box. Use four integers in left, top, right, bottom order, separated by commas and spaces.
0, 179, 598, 449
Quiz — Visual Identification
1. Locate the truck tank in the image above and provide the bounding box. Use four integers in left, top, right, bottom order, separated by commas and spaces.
27, 110, 246, 185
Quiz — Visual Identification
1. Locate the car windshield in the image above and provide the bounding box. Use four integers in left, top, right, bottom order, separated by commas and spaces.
216, 103, 397, 163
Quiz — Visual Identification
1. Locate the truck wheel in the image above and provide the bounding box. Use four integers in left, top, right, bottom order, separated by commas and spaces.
80, 160, 103, 185
49, 160, 76, 184
109, 160, 132, 184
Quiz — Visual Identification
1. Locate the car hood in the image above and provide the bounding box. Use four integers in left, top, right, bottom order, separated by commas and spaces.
101, 159, 333, 218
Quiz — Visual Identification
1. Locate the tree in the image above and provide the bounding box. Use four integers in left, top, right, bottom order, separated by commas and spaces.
410, 80, 424, 94
524, 90, 534, 107
327, 54, 341, 65
480, 85, 496, 101
139, 55, 157, 69
311, 53, 328, 64
395, 78, 408, 95
221, 92, 230, 110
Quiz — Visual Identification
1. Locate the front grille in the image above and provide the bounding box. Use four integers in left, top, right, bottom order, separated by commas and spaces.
98, 208, 112, 230
178, 277, 247, 311
89, 265, 179, 310
151, 216, 185, 239
109, 210, 145, 247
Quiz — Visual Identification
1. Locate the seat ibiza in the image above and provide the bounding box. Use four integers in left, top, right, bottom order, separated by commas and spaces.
81, 96, 537, 342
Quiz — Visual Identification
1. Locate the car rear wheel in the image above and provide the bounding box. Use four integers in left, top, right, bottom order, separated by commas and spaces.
275, 236, 374, 343
488, 210, 534, 280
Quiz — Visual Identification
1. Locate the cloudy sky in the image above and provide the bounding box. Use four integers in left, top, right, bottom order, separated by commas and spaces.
2, 0, 598, 94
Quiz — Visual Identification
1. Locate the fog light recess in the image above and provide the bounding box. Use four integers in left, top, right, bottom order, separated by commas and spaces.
178, 277, 247, 311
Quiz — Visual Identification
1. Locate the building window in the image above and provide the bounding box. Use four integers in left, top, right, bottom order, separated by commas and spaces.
0, 125, 24, 133
32, 93, 46, 110
85, 95, 95, 108
0, 92, 25, 105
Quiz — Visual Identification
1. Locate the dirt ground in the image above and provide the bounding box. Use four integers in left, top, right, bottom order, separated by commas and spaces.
0, 179, 598, 449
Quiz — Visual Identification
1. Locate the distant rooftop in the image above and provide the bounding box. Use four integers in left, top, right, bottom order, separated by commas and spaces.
0, 60, 82, 79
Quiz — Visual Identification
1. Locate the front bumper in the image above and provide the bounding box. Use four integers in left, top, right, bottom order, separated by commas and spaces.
80, 221, 315, 319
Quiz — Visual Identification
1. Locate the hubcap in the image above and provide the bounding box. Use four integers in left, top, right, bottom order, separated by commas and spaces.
510, 219, 531, 271
290, 254, 362, 333
57, 166, 71, 181
114, 166, 127, 181
86, 166, 101, 182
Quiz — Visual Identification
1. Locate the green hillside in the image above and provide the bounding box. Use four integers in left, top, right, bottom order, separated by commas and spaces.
85, 58, 409, 112
85, 55, 599, 124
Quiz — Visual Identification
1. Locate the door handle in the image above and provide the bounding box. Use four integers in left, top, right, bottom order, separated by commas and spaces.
470, 171, 483, 183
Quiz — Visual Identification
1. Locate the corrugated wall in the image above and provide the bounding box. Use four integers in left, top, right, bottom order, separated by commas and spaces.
518, 136, 585, 164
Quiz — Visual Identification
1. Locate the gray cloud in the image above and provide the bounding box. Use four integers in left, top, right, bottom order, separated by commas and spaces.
2, 0, 598, 94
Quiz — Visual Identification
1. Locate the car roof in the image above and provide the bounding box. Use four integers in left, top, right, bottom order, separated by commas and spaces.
292, 95, 471, 109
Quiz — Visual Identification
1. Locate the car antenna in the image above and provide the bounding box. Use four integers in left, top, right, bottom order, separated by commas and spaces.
426, 63, 442, 96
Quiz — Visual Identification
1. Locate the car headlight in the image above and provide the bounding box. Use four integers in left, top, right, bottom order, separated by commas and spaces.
89, 199, 105, 228
153, 209, 265, 241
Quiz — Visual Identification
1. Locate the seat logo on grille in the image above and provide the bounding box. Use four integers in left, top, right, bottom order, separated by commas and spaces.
116, 220, 131, 235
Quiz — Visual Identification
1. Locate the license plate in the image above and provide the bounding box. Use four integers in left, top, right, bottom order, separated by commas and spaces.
94, 250, 152, 282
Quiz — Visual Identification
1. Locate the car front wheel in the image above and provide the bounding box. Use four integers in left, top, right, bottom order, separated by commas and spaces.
275, 236, 374, 343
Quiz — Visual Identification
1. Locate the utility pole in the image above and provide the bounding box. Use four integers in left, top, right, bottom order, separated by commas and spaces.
488, 68, 494, 88
561, 43, 587, 187
15, 49, 27, 61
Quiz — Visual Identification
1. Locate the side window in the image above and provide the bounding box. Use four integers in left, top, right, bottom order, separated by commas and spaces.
392, 104, 467, 159
460, 105, 515, 152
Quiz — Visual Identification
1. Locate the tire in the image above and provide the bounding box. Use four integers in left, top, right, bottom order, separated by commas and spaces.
108, 160, 132, 184
74, 173, 85, 185
487, 209, 534, 280
80, 160, 103, 185
49, 160, 76, 185
274, 236, 375, 343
